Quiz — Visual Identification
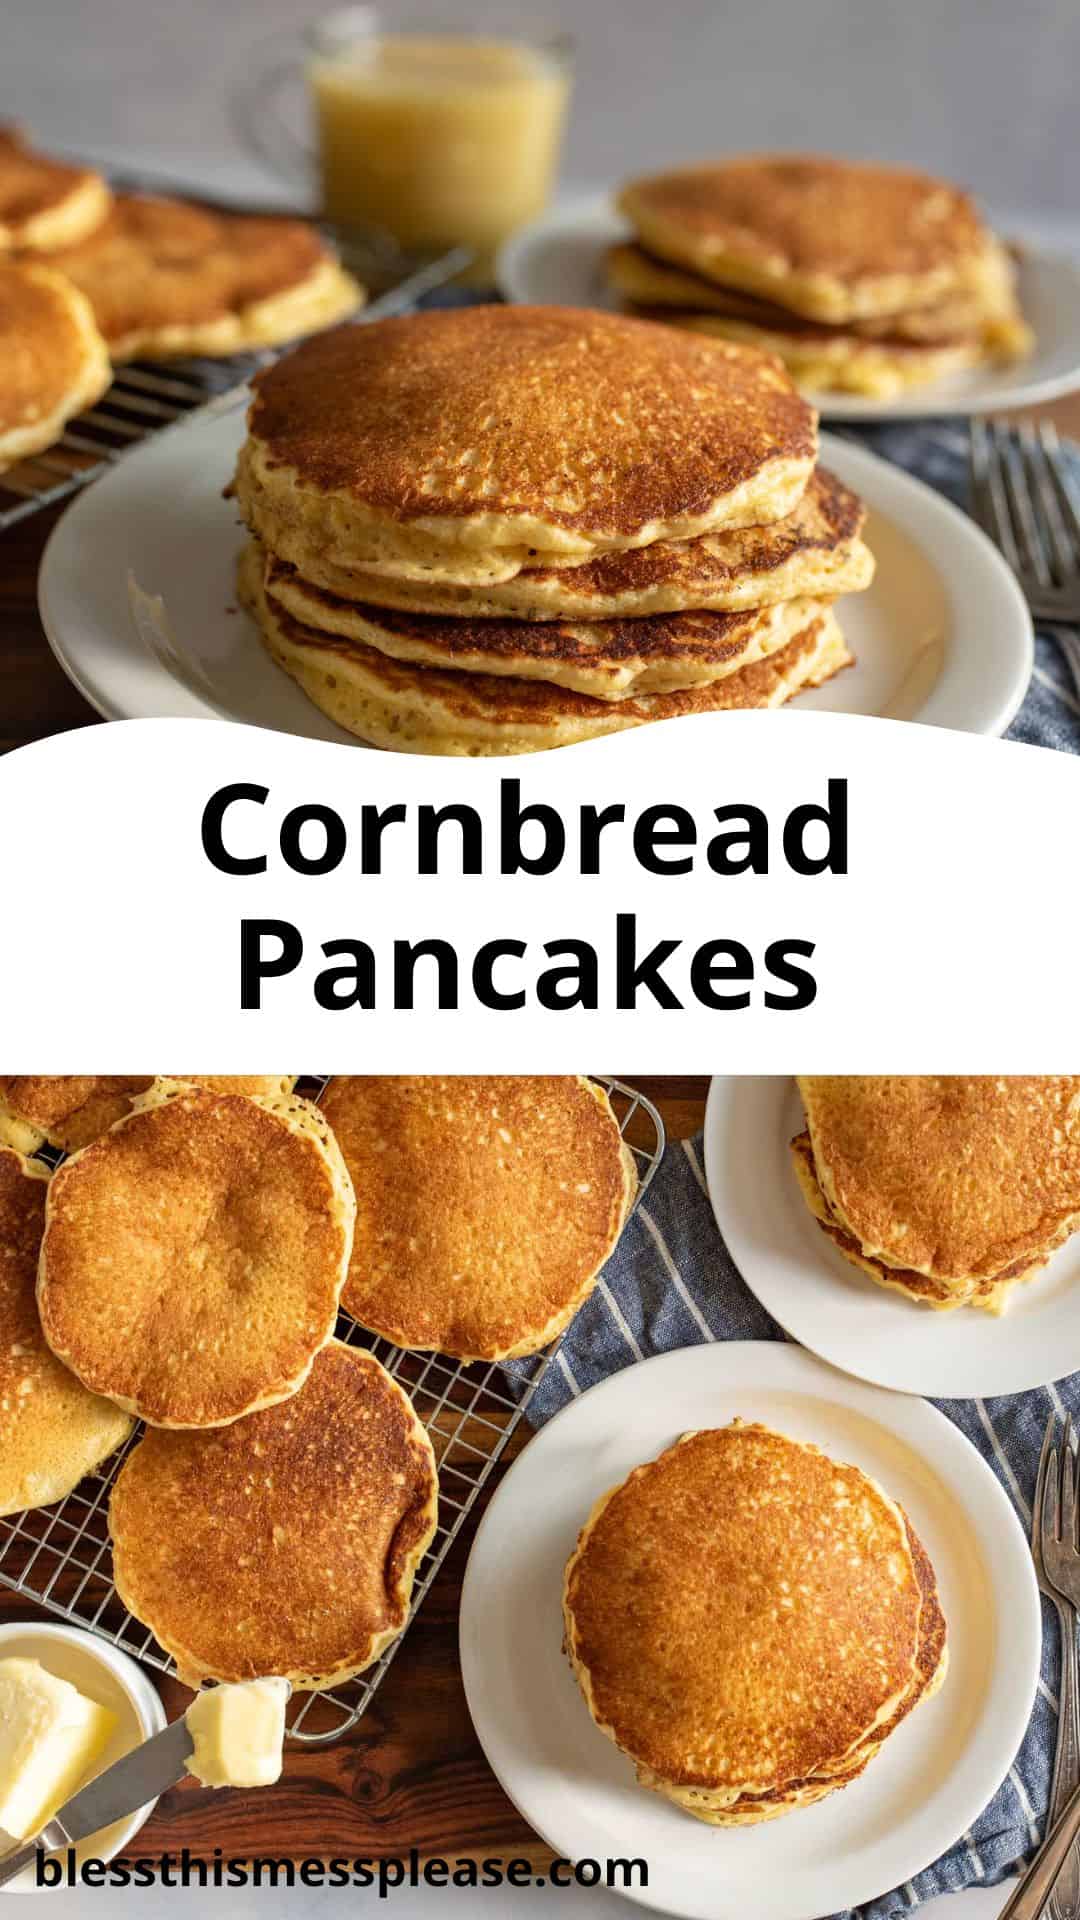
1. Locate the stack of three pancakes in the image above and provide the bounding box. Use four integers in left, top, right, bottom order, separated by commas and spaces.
232, 303, 876, 754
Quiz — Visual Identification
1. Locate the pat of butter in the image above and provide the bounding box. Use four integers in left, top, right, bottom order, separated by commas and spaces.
184, 1678, 288, 1789
0, 1657, 115, 1840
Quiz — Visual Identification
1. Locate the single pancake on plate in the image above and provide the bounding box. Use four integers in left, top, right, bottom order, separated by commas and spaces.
0, 1146, 132, 1518
616, 155, 1008, 323
35, 193, 362, 360
240, 540, 850, 753
0, 126, 110, 252
0, 261, 110, 471
563, 1420, 946, 1825
256, 465, 873, 624
110, 1341, 437, 1688
792, 1075, 1080, 1312
234, 304, 818, 586
37, 1081, 355, 1427
320, 1075, 636, 1358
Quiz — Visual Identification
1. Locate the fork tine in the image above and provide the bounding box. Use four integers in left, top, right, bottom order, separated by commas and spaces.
1065, 1417, 1078, 1551
992, 420, 1052, 584
969, 419, 1003, 548
1044, 1440, 1062, 1545
1022, 423, 1077, 585
1040, 421, 1080, 555
975, 419, 1021, 567
1034, 1412, 1058, 1558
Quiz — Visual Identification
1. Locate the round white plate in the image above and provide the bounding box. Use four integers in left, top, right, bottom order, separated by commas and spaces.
38, 411, 1032, 739
498, 193, 1080, 419
459, 1342, 1040, 1920
705, 1076, 1080, 1396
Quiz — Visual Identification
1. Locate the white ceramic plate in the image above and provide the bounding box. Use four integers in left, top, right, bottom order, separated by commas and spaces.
497, 194, 1080, 419
38, 411, 1032, 739
459, 1342, 1040, 1920
705, 1076, 1080, 1396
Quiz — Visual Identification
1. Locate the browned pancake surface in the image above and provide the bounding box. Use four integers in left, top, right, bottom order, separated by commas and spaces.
247, 305, 816, 538
0, 1076, 154, 1150
322, 1076, 631, 1358
0, 127, 105, 243
109, 1342, 436, 1686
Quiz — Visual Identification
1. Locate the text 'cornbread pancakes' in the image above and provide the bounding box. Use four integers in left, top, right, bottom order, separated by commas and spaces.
0, 262, 110, 473
232, 303, 872, 749
320, 1076, 635, 1359
0, 127, 110, 252
110, 1341, 437, 1689
793, 1076, 1080, 1312
0, 1146, 132, 1518
37, 1082, 355, 1426
612, 155, 1032, 399
563, 1422, 946, 1825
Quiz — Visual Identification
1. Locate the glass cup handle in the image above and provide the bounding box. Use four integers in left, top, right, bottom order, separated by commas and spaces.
230, 43, 315, 194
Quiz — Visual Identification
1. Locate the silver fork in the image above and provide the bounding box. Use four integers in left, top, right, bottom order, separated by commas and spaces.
970, 417, 1080, 702
1034, 1414, 1080, 1920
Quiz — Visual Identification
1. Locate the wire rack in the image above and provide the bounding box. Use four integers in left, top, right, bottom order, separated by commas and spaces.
0, 1076, 664, 1746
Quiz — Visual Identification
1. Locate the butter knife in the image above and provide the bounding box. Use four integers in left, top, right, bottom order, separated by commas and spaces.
0, 1716, 193, 1889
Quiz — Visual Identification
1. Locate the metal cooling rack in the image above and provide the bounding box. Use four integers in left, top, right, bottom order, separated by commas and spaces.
0, 1076, 664, 1747
0, 246, 470, 536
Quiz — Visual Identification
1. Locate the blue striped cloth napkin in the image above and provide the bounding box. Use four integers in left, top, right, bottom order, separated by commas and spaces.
525, 1132, 1070, 1920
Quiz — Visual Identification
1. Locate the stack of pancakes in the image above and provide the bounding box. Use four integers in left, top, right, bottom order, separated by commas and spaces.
0, 124, 362, 472
793, 1075, 1080, 1312
563, 1421, 947, 1825
609, 154, 1032, 400
233, 303, 874, 752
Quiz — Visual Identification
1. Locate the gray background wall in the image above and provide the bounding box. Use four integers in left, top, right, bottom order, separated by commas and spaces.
4, 0, 1077, 221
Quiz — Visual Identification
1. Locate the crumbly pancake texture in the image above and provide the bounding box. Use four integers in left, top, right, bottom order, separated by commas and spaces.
564, 1422, 940, 1822
263, 550, 855, 701
0, 127, 110, 252
37, 1084, 355, 1427
618, 156, 1001, 323
797, 1076, 1080, 1292
240, 540, 851, 754
0, 262, 110, 471
790, 1131, 1045, 1314
0, 1147, 132, 1518
0, 1076, 156, 1154
109, 1341, 437, 1688
240, 305, 818, 572
37, 194, 362, 361
257, 465, 873, 625
321, 1076, 636, 1359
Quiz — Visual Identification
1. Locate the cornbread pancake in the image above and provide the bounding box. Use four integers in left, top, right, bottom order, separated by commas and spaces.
321, 1076, 635, 1358
790, 1131, 1047, 1313
166, 1075, 298, 1100
0, 127, 110, 252
0, 262, 110, 471
240, 541, 850, 753
564, 1422, 941, 1825
263, 552, 853, 701
238, 306, 818, 580
0, 1147, 132, 1518
0, 1076, 156, 1155
618, 156, 1004, 323
793, 1075, 1080, 1311
652, 309, 983, 401
258, 466, 873, 624
37, 194, 362, 361
110, 1341, 437, 1688
37, 1083, 355, 1427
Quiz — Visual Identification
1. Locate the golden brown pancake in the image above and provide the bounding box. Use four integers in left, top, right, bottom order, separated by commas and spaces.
797, 1076, 1080, 1294
36, 193, 362, 361
0, 1147, 132, 1518
0, 1076, 156, 1154
618, 156, 1003, 323
110, 1341, 437, 1688
37, 1083, 355, 1427
239, 305, 818, 579
0, 261, 110, 471
563, 1422, 942, 1825
790, 1130, 1046, 1314
0, 127, 110, 252
321, 1076, 636, 1359
166, 1075, 298, 1100
255, 466, 873, 624
240, 540, 851, 754
646, 308, 986, 400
